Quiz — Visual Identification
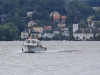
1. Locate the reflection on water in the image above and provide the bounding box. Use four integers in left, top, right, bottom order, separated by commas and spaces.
0, 41, 100, 75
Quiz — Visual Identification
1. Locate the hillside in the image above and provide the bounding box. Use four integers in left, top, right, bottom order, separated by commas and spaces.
0, 0, 99, 40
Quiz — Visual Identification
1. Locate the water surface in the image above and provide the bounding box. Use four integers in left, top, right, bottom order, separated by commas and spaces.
0, 41, 100, 75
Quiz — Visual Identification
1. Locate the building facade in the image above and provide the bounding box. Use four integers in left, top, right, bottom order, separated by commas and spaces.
73, 29, 94, 40
73, 23, 78, 33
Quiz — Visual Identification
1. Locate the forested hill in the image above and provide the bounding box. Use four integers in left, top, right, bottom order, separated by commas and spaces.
0, 0, 99, 40
0, 0, 66, 15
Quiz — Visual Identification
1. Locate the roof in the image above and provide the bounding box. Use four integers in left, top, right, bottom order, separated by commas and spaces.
22, 31, 28, 33
54, 15, 60, 19
95, 29, 100, 33
61, 16, 66, 19
74, 29, 94, 34
44, 26, 51, 29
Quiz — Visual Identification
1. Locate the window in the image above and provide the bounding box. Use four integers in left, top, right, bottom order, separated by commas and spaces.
26, 40, 30, 43
31, 40, 36, 44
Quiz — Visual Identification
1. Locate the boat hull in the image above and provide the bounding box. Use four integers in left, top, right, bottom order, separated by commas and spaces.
23, 45, 47, 53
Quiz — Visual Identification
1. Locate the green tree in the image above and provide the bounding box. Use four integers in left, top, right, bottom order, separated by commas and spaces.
0, 16, 2, 23
0, 26, 5, 40
3, 1, 17, 14
94, 22, 100, 29
42, 10, 50, 22
66, 10, 73, 25
96, 35, 100, 41
3, 22, 18, 40
79, 21, 88, 28
0, 5, 4, 15
32, 12, 39, 20
50, 15, 54, 22
75, 11, 81, 22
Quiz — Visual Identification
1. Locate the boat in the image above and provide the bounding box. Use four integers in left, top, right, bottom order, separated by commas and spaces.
22, 39, 47, 53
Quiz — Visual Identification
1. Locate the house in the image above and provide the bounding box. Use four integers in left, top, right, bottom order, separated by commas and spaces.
73, 23, 78, 33
21, 31, 28, 39
54, 15, 60, 22
28, 26, 43, 38
88, 21, 94, 28
44, 26, 51, 30
42, 33, 54, 38
57, 22, 66, 31
73, 28, 94, 40
57, 23, 66, 27
27, 11, 33, 17
28, 20, 36, 27
50, 11, 60, 22
87, 17, 94, 28
0, 14, 7, 22
53, 30, 60, 35
62, 28, 69, 36
60, 15, 66, 23
50, 11, 60, 18
30, 31, 42, 38
33, 27, 43, 33
57, 26, 65, 31
92, 7, 100, 10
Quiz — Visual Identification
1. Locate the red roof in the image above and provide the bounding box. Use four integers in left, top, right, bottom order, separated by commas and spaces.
61, 16, 66, 19
44, 26, 51, 30
54, 15, 60, 20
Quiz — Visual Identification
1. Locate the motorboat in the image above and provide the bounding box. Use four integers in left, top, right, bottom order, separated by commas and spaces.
22, 39, 47, 53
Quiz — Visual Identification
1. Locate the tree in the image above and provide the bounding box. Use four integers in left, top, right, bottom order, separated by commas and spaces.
3, 1, 17, 14
75, 11, 81, 22
18, 10, 27, 17
0, 26, 5, 40
66, 10, 73, 25
87, 0, 100, 7
3, 22, 18, 40
18, 0, 25, 7
0, 16, 2, 23
50, 15, 54, 23
79, 21, 88, 28
96, 35, 100, 41
42, 10, 50, 22
69, 0, 94, 20
0, 5, 4, 15
94, 22, 100, 29
32, 12, 39, 20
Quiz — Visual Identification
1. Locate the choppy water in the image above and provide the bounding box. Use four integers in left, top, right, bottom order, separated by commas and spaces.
0, 41, 100, 75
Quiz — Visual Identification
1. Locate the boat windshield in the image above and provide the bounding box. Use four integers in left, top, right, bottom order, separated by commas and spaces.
31, 40, 36, 44
26, 40, 30, 43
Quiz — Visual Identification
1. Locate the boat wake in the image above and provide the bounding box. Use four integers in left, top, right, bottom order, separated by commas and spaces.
35, 49, 80, 53
14, 49, 80, 53
35, 49, 66, 53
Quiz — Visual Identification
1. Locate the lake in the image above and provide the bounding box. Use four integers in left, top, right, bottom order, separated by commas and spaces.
0, 41, 100, 75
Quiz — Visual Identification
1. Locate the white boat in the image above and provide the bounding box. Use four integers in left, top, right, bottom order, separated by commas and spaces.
22, 39, 47, 53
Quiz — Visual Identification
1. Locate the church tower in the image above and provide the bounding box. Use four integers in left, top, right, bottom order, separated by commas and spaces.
73, 15, 78, 33
73, 23, 78, 33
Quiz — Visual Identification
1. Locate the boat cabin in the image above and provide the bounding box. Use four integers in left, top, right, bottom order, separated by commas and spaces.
23, 39, 42, 46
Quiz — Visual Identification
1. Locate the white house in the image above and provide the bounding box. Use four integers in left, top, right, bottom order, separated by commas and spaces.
53, 30, 60, 35
73, 28, 94, 40
42, 33, 54, 38
21, 31, 28, 39
27, 11, 33, 17
62, 28, 69, 36
28, 20, 36, 27
73, 23, 78, 33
